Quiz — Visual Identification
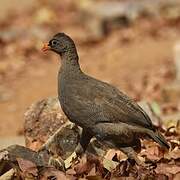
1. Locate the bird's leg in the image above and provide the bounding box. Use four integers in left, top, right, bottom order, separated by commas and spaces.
119, 147, 145, 167
75, 128, 93, 156
63, 128, 93, 169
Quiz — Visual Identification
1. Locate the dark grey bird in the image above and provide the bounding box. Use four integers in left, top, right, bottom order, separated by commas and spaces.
42, 32, 169, 166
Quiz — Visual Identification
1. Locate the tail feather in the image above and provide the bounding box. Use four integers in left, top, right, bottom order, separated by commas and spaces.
148, 130, 170, 149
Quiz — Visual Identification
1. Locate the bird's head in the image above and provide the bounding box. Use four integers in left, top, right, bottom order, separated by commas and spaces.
42, 33, 76, 55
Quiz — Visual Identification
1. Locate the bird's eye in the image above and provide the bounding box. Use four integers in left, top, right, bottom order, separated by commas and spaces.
51, 40, 58, 46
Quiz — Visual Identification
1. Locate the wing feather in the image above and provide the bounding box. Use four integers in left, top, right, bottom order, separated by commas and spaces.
67, 76, 154, 130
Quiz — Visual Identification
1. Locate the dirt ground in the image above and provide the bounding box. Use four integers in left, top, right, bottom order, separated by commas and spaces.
0, 0, 179, 137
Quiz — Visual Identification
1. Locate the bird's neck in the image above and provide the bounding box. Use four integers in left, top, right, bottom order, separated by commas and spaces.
60, 48, 82, 75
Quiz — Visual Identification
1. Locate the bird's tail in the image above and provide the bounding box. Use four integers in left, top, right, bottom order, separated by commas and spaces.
148, 130, 170, 149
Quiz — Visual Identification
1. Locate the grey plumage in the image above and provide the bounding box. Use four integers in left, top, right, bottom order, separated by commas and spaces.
45, 32, 169, 166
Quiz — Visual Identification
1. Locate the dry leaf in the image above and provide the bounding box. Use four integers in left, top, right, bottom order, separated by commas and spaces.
74, 155, 94, 175
64, 152, 77, 169
155, 164, 180, 176
87, 166, 96, 176
104, 149, 116, 160
40, 167, 67, 180
164, 146, 180, 160
103, 158, 119, 172
174, 172, 180, 180
105, 149, 127, 162
141, 145, 164, 161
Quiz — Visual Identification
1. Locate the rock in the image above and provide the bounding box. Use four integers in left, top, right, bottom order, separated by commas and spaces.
0, 145, 50, 179
40, 122, 80, 159
0, 145, 47, 167
24, 97, 74, 152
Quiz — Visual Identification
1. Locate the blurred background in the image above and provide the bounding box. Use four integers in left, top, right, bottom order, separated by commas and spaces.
0, 0, 180, 145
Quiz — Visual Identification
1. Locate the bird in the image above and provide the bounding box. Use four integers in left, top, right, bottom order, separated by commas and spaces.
42, 32, 169, 166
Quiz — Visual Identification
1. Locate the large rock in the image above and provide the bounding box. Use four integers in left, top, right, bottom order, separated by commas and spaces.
24, 97, 80, 159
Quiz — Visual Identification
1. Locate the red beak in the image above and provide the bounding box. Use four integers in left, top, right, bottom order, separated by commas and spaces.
42, 43, 50, 52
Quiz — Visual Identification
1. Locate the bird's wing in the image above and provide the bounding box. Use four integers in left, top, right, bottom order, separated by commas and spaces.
73, 77, 154, 130
100, 84, 154, 130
